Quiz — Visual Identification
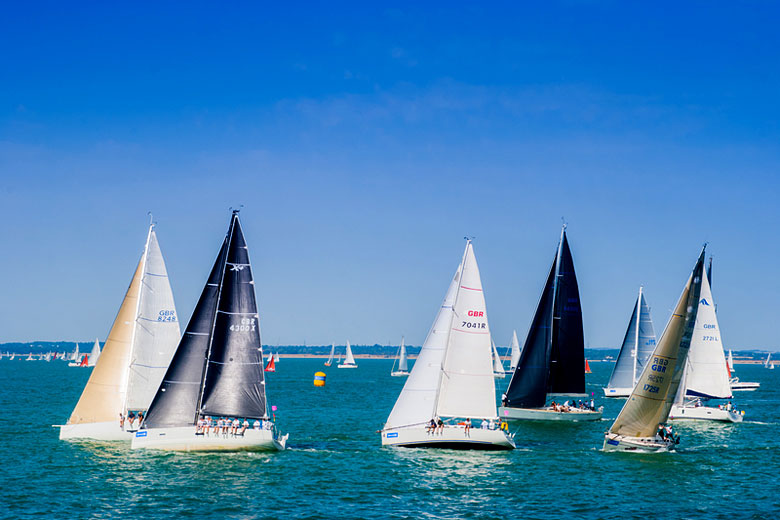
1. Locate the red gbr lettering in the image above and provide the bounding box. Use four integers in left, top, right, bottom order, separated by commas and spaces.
467, 311, 484, 317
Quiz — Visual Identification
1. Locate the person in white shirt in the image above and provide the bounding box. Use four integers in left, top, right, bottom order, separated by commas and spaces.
480, 420, 488, 430
253, 419, 261, 430
232, 418, 240, 435
241, 419, 249, 435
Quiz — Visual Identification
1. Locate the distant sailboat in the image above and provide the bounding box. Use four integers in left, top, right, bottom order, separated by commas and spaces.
59, 221, 181, 441
87, 338, 101, 367
603, 287, 657, 397
604, 248, 706, 453
669, 264, 743, 422
381, 240, 515, 449
492, 339, 505, 378
324, 344, 335, 367
133, 210, 287, 452
274, 352, 280, 363
338, 341, 358, 369
25, 353, 34, 361
264, 355, 276, 372
500, 226, 601, 422
391, 337, 410, 377
505, 330, 521, 374
584, 359, 592, 374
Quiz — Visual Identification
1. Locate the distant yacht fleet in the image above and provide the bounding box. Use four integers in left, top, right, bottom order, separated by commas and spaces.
1, 212, 776, 455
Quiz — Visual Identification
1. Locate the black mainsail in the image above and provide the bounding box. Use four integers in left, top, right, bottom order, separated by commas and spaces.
144, 211, 267, 428
503, 227, 585, 408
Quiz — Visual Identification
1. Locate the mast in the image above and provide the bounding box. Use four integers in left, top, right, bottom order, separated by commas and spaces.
632, 287, 642, 386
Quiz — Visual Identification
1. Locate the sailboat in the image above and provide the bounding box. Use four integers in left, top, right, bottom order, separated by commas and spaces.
507, 330, 521, 373
264, 355, 276, 372
58, 221, 181, 441
274, 352, 281, 363
25, 353, 34, 361
324, 344, 335, 367
668, 264, 743, 422
381, 240, 515, 449
67, 343, 84, 366
499, 227, 601, 422
391, 337, 410, 377
86, 338, 101, 367
492, 339, 505, 378
726, 348, 759, 390
604, 248, 706, 453
338, 341, 358, 368
132, 210, 287, 452
603, 287, 657, 397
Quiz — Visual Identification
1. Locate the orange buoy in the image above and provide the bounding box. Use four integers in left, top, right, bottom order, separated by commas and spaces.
313, 371, 326, 387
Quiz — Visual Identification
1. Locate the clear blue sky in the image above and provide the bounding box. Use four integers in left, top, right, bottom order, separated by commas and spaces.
1, 3, 779, 349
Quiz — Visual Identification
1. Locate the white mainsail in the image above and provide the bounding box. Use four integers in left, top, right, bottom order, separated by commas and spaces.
492, 339, 505, 374
325, 344, 335, 366
87, 338, 101, 367
67, 224, 180, 426
605, 287, 657, 391
765, 353, 771, 368
509, 330, 520, 371
728, 350, 734, 374
124, 229, 182, 411
397, 338, 408, 372
384, 263, 461, 429
609, 253, 703, 438
436, 241, 497, 420
344, 342, 356, 365
682, 270, 731, 399
72, 344, 80, 361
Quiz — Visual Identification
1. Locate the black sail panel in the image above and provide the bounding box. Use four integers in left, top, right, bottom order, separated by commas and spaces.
200, 215, 268, 419
503, 258, 556, 408
143, 238, 229, 428
548, 232, 586, 395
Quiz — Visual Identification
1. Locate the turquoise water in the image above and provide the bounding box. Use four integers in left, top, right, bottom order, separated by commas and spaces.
2, 359, 779, 519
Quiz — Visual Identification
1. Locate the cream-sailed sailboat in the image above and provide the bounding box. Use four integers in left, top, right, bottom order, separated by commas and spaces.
338, 341, 358, 368
669, 265, 743, 422
133, 210, 287, 452
604, 248, 705, 453
603, 287, 657, 397
381, 240, 515, 450
58, 222, 181, 441
391, 337, 410, 377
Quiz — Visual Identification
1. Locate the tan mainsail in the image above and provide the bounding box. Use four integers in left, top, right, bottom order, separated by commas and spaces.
610, 253, 703, 438
67, 259, 143, 424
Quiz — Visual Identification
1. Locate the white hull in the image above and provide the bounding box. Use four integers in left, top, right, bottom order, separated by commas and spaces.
602, 387, 632, 398
381, 425, 514, 450
390, 371, 409, 377
499, 406, 602, 422
603, 433, 675, 453
131, 426, 287, 452
669, 404, 743, 423
337, 363, 358, 369
493, 372, 505, 379
57, 421, 135, 441
731, 381, 760, 391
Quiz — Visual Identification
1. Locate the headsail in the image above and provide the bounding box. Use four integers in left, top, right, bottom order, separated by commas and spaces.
509, 330, 521, 371
609, 249, 705, 438
384, 264, 461, 430
606, 287, 657, 391
436, 241, 497, 420
88, 338, 101, 367
398, 338, 408, 372
492, 339, 505, 373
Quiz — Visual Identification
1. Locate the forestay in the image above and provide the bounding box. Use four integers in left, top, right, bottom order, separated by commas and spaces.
436, 241, 497, 420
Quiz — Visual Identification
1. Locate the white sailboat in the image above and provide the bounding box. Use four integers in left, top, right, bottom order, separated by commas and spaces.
604, 249, 706, 453
669, 266, 743, 423
132, 211, 287, 452
603, 287, 657, 397
381, 240, 515, 450
324, 344, 335, 367
491, 339, 505, 378
506, 330, 521, 374
86, 338, 101, 367
338, 341, 358, 368
59, 221, 181, 441
391, 337, 410, 377
274, 352, 281, 363
500, 227, 601, 421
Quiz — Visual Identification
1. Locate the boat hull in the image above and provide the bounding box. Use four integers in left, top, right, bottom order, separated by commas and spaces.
390, 371, 409, 377
381, 426, 515, 450
731, 381, 760, 391
602, 387, 632, 398
669, 404, 743, 423
131, 426, 287, 452
603, 433, 676, 453
58, 421, 135, 441
499, 406, 602, 422
337, 364, 358, 369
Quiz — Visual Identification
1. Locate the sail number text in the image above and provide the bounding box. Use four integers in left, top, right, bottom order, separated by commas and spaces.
229, 318, 257, 332
157, 310, 176, 322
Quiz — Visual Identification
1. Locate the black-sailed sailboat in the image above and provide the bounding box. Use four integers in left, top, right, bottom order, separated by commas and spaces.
499, 225, 602, 422
132, 210, 287, 451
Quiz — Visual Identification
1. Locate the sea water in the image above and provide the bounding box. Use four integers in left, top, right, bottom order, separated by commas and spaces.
1, 359, 778, 519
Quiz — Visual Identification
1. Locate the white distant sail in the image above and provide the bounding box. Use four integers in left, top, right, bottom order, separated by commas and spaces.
509, 330, 521, 371
765, 353, 771, 368
384, 264, 461, 429
436, 241, 497, 420
492, 339, 505, 377
325, 344, 335, 366
682, 270, 732, 399
728, 350, 734, 374
338, 341, 357, 368
274, 352, 280, 362
87, 338, 101, 367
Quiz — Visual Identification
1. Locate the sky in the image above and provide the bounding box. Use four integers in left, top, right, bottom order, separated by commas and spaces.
1, 2, 779, 349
